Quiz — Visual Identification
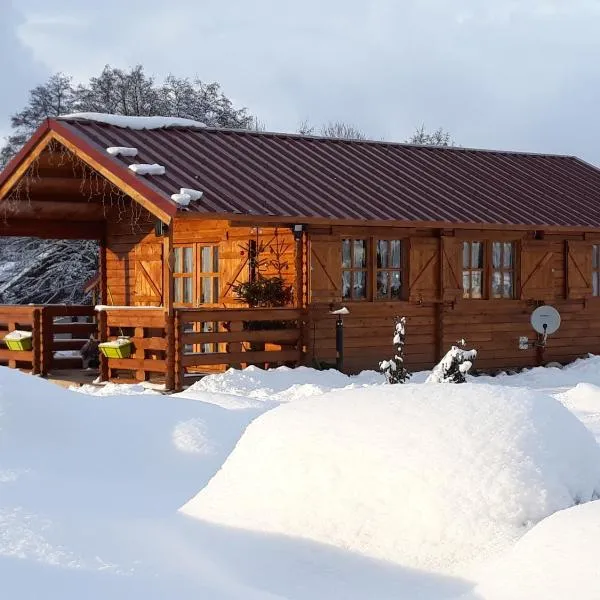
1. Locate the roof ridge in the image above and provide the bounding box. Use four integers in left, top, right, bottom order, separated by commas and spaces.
55, 116, 578, 160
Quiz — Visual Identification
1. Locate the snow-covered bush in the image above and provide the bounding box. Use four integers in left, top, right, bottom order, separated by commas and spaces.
379, 317, 411, 384
426, 339, 477, 383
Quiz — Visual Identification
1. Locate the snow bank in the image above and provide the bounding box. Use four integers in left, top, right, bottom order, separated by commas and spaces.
182, 383, 600, 575
128, 163, 165, 175
178, 365, 383, 405
59, 113, 206, 129
472, 501, 600, 599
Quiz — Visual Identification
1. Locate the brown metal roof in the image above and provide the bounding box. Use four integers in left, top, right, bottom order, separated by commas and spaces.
42, 118, 600, 227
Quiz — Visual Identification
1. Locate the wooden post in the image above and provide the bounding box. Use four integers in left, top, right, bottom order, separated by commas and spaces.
134, 326, 145, 382
32, 308, 42, 375
173, 310, 184, 392
8, 320, 16, 369
99, 230, 108, 305
97, 309, 109, 382
165, 313, 175, 391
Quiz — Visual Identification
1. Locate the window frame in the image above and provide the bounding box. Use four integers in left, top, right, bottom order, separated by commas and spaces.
341, 237, 407, 302
173, 243, 221, 307
593, 244, 600, 297
461, 239, 517, 300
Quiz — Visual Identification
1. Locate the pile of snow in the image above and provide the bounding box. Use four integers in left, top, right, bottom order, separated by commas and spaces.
471, 501, 600, 599
128, 163, 165, 175
183, 383, 600, 575
180, 365, 382, 405
99, 337, 131, 349
106, 146, 138, 157
171, 188, 203, 206
3, 330, 32, 341
59, 113, 206, 129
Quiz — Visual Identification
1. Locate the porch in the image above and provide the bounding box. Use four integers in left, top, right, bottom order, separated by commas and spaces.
0, 304, 306, 391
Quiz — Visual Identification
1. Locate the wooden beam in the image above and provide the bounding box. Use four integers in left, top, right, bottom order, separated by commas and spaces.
0, 131, 54, 200
1, 200, 104, 220
21, 177, 95, 196
0, 219, 103, 239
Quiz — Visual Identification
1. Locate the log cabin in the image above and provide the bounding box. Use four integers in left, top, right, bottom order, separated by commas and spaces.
1, 113, 600, 389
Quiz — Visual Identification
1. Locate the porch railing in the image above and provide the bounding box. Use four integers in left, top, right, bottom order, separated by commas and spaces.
97, 307, 174, 389
174, 307, 305, 390
0, 305, 306, 391
0, 305, 42, 373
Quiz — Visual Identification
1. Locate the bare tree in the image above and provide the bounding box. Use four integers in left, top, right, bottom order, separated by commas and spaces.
406, 124, 454, 146
0, 65, 258, 304
297, 120, 366, 140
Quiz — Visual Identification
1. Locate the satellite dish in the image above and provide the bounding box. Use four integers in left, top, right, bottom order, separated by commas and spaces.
531, 305, 561, 335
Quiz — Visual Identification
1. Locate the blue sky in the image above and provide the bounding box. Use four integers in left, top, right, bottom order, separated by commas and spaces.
4, 0, 600, 161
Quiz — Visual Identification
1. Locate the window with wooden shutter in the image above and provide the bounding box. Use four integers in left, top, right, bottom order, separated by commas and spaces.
520, 240, 554, 301
376, 239, 403, 300
567, 240, 593, 300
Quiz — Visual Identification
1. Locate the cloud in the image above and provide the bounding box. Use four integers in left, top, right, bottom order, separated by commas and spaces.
11, 0, 600, 162
0, 2, 48, 140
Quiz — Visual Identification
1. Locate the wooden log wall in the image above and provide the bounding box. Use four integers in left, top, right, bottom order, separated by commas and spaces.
305, 226, 600, 374
172, 219, 297, 307
104, 202, 162, 307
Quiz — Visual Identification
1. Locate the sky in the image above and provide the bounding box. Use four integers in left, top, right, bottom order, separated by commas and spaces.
4, 0, 600, 162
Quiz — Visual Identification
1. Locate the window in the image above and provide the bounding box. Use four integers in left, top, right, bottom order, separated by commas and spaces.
173, 244, 220, 306
462, 241, 484, 299
173, 246, 194, 304
199, 245, 220, 304
376, 240, 403, 300
341, 238, 404, 301
491, 242, 514, 299
342, 239, 368, 300
593, 245, 600, 296
462, 240, 516, 299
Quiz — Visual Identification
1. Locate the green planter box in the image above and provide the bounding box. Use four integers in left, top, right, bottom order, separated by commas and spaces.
4, 337, 32, 352
99, 340, 133, 359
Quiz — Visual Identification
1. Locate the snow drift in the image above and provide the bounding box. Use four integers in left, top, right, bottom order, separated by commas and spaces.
471, 501, 600, 599
182, 383, 600, 575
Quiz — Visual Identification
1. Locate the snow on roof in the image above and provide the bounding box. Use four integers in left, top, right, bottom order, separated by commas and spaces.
106, 146, 138, 157
128, 163, 166, 176
58, 112, 206, 130
171, 187, 203, 207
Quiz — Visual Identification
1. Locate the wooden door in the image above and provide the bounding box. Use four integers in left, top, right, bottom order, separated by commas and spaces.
134, 244, 163, 306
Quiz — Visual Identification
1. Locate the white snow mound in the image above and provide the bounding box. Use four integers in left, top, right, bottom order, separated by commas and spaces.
472, 501, 600, 599
129, 163, 165, 175
182, 383, 600, 574
59, 113, 206, 129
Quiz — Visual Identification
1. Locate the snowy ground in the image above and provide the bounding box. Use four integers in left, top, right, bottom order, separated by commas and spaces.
2, 359, 600, 599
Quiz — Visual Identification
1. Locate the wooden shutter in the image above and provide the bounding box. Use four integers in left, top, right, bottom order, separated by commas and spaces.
408, 237, 439, 302
219, 238, 248, 305
134, 244, 163, 306
309, 236, 341, 303
441, 237, 462, 302
520, 240, 554, 301
567, 240, 592, 299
